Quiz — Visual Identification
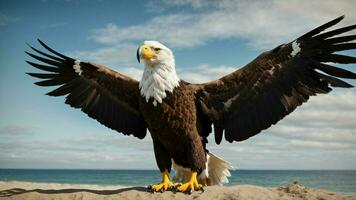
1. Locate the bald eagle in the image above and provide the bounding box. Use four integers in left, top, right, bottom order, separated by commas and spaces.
27, 16, 356, 193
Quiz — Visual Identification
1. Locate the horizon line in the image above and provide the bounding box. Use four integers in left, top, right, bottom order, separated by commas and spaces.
1, 168, 356, 171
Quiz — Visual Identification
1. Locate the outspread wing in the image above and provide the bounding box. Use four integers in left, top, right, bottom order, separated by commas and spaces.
196, 16, 356, 144
26, 39, 147, 139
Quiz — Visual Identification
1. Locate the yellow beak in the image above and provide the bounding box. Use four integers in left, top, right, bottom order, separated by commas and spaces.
137, 44, 155, 63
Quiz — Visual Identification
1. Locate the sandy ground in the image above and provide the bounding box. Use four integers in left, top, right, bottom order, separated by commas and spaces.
0, 181, 355, 200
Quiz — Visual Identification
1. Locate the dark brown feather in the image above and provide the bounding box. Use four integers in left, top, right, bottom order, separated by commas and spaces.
27, 43, 65, 62
324, 35, 356, 44
46, 81, 76, 96
27, 72, 59, 79
318, 74, 353, 88
315, 24, 356, 40
37, 39, 73, 60
25, 51, 63, 67
314, 63, 356, 79
34, 75, 73, 86
26, 61, 61, 73
317, 54, 356, 64
298, 15, 344, 40
325, 43, 356, 53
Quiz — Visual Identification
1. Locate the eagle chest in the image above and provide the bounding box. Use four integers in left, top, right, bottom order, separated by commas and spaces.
140, 86, 198, 138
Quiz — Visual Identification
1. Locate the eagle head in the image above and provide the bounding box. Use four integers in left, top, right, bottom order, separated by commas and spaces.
137, 41, 174, 68
137, 41, 180, 106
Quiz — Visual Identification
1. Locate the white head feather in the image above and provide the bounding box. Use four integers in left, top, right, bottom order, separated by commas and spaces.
139, 41, 180, 106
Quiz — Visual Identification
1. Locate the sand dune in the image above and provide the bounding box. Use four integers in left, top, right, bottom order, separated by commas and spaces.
0, 181, 355, 200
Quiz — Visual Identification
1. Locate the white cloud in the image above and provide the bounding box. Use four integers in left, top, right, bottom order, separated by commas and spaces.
252, 91, 356, 145
161, 0, 207, 8
89, 14, 202, 48
89, 0, 356, 49
300, 91, 356, 111
70, 43, 137, 66
69, 43, 143, 80
179, 64, 236, 83
0, 132, 157, 169
279, 91, 356, 130
73, 0, 356, 82
145, 0, 215, 13
119, 67, 143, 81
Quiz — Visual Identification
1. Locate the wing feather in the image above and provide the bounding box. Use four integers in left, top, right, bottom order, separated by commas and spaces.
26, 61, 63, 73
324, 35, 356, 44
37, 39, 73, 60
25, 51, 64, 67
317, 54, 356, 63
27, 43, 65, 62
313, 62, 356, 79
314, 24, 356, 40
27, 72, 59, 79
45, 81, 77, 96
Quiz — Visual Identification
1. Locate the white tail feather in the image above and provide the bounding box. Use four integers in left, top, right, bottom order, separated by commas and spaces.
172, 152, 233, 186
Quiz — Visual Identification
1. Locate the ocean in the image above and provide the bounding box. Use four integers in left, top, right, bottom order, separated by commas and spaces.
0, 169, 355, 195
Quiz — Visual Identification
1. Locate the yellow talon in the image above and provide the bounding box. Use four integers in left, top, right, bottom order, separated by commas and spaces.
177, 171, 203, 193
149, 169, 175, 192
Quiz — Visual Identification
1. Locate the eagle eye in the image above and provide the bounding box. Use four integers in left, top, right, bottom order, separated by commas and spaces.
153, 47, 161, 51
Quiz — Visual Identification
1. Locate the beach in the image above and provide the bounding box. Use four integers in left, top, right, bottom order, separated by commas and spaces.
1, 181, 356, 200
1, 169, 356, 195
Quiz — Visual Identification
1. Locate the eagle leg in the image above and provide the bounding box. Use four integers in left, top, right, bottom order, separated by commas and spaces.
148, 169, 176, 192
176, 171, 203, 194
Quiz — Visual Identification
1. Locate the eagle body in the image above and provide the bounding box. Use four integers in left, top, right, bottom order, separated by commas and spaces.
139, 82, 206, 174
26, 16, 356, 192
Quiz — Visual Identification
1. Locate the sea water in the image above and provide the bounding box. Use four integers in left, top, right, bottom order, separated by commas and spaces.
0, 169, 355, 195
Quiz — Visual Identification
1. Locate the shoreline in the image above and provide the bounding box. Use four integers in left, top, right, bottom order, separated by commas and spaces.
0, 181, 355, 200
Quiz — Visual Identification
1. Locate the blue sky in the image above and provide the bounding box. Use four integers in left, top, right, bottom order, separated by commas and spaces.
0, 0, 356, 170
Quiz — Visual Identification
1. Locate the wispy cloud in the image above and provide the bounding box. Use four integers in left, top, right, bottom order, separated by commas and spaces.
70, 43, 137, 66
0, 12, 19, 26
179, 64, 236, 83
69, 43, 143, 80
89, 0, 356, 49
0, 131, 157, 169
0, 125, 35, 136
160, 0, 209, 9
73, 0, 356, 81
